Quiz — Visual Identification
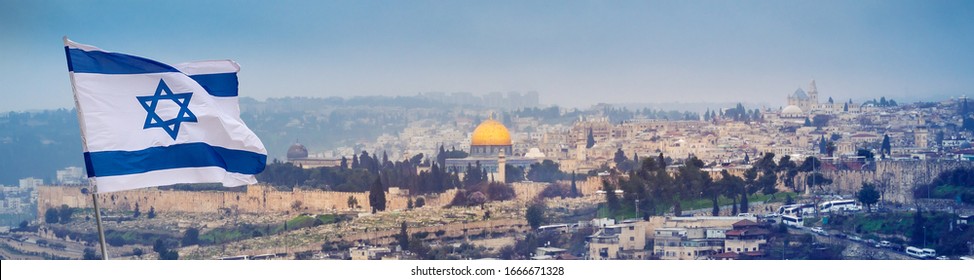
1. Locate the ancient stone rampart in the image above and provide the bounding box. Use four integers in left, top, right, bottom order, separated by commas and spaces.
37, 182, 552, 216
792, 160, 973, 203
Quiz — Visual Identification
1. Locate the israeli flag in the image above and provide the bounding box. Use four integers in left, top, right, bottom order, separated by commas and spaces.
63, 38, 267, 193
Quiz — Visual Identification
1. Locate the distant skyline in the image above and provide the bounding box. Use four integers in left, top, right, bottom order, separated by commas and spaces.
1, 0, 972, 112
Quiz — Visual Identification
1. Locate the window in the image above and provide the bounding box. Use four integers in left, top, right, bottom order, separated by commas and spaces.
629, 226, 634, 230
630, 237, 634, 241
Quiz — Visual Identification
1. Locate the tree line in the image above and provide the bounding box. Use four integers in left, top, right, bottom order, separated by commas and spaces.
603, 151, 830, 219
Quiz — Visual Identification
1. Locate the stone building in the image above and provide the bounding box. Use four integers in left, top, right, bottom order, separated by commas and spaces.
445, 116, 539, 181
588, 220, 647, 260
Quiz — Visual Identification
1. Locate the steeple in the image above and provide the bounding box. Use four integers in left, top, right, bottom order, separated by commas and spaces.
808, 79, 819, 104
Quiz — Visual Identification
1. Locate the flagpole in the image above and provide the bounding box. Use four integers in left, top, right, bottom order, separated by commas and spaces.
90, 180, 109, 260
65, 36, 108, 260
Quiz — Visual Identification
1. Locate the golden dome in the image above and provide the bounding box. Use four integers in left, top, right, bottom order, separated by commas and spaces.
471, 119, 512, 146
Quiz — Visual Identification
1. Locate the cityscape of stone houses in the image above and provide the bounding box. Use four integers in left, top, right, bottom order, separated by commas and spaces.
3, 82, 974, 260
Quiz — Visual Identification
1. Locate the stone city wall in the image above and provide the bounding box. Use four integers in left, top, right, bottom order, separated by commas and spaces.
792, 160, 973, 203
37, 182, 556, 217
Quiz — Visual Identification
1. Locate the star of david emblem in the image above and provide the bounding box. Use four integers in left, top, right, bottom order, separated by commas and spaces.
137, 79, 197, 140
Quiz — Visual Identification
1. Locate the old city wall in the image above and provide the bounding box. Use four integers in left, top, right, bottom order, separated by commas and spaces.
37, 185, 460, 216
792, 160, 974, 203
37, 182, 557, 216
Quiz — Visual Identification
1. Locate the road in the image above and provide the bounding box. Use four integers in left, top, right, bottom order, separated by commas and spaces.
0, 235, 84, 260
787, 226, 918, 260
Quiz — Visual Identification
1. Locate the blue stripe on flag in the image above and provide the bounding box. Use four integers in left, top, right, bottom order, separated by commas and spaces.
84, 143, 266, 177
189, 73, 238, 97
65, 47, 179, 74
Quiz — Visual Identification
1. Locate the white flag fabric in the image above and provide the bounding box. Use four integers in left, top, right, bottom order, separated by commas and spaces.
63, 38, 267, 193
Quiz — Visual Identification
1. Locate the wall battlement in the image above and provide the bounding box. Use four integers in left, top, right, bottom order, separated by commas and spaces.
37, 182, 559, 216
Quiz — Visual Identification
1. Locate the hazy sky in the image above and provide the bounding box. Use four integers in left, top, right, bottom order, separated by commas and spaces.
1, 0, 972, 112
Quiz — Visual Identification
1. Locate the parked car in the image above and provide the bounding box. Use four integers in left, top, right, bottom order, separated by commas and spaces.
810, 227, 827, 236
848, 235, 863, 242
936, 256, 949, 260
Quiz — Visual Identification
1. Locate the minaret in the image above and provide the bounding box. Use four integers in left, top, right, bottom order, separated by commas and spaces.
808, 80, 819, 105
916, 113, 928, 148
497, 150, 506, 183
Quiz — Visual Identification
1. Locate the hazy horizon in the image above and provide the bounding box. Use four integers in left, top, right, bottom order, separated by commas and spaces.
2, 0, 972, 112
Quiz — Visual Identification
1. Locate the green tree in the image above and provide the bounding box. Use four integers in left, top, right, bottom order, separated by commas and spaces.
603, 180, 621, 215
812, 115, 831, 128
720, 170, 744, 215
408, 238, 431, 259
799, 156, 821, 172
505, 164, 525, 183
160, 250, 179, 260
857, 183, 880, 212
407, 197, 414, 209
819, 136, 828, 154
181, 228, 200, 246
526, 202, 546, 230
464, 162, 485, 187
44, 207, 59, 224
57, 205, 73, 224
147, 206, 157, 219
570, 172, 579, 197
754, 153, 777, 172
152, 238, 179, 260
526, 160, 565, 183
741, 167, 759, 213
759, 171, 779, 196
910, 209, 926, 247
857, 148, 874, 162
806, 172, 833, 192
586, 128, 595, 148
133, 202, 141, 218
703, 170, 727, 216
398, 221, 409, 251
415, 197, 425, 208
674, 157, 706, 216
614, 148, 627, 164
881, 134, 891, 156
368, 178, 386, 213
153, 239, 166, 254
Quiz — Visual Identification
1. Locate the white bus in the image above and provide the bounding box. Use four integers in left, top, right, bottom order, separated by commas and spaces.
781, 215, 804, 227
818, 199, 861, 213
905, 246, 937, 259
922, 248, 937, 259
777, 204, 815, 217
